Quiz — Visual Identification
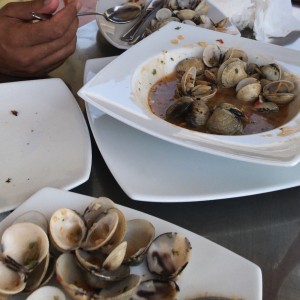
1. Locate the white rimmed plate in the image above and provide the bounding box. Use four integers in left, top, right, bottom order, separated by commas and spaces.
0, 78, 91, 213
0, 187, 262, 300
96, 0, 239, 50
78, 22, 300, 167
85, 57, 300, 202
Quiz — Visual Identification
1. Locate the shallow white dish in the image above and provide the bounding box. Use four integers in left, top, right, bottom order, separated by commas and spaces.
78, 22, 300, 167
85, 57, 300, 202
0, 78, 91, 213
96, 0, 239, 50
0, 187, 262, 300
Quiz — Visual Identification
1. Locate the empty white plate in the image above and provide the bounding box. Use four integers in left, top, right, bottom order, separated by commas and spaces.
0, 78, 91, 212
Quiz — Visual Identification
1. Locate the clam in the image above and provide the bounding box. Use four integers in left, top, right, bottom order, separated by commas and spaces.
254, 97, 279, 112
236, 77, 261, 102
206, 103, 244, 135
176, 8, 196, 20
123, 219, 155, 266
156, 8, 173, 21
202, 44, 222, 68
0, 257, 26, 296
195, 1, 209, 14
26, 286, 66, 300
75, 248, 130, 288
223, 47, 248, 63
55, 252, 94, 300
76, 241, 127, 274
217, 58, 248, 88
132, 279, 180, 300
146, 232, 192, 280
186, 101, 211, 127
101, 207, 127, 253
83, 197, 115, 229
13, 210, 48, 233
191, 81, 217, 102
263, 80, 295, 105
98, 274, 141, 299
23, 252, 50, 293
260, 63, 281, 81
181, 66, 197, 94
1, 222, 49, 272
49, 208, 86, 252
176, 58, 205, 76
165, 96, 194, 120
82, 208, 120, 251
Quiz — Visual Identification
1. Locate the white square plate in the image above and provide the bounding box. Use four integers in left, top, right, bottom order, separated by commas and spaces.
0, 78, 91, 212
85, 57, 300, 202
0, 187, 262, 300
78, 22, 300, 167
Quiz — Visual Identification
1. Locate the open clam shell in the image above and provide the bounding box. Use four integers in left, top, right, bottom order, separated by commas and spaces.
132, 279, 180, 300
217, 58, 248, 88
98, 274, 141, 300
202, 44, 222, 68
236, 78, 261, 102
123, 219, 155, 266
83, 208, 120, 251
49, 208, 87, 252
146, 232, 192, 280
263, 80, 295, 105
1, 222, 49, 272
0, 257, 26, 296
13, 210, 48, 234
55, 252, 93, 300
25, 286, 66, 300
83, 197, 116, 229
23, 252, 50, 293
101, 208, 127, 254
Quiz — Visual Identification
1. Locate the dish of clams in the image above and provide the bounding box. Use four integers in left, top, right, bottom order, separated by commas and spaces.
0, 187, 262, 299
149, 44, 299, 135
96, 0, 239, 49
78, 22, 300, 166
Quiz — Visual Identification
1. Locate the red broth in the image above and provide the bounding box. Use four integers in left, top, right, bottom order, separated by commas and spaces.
148, 72, 300, 135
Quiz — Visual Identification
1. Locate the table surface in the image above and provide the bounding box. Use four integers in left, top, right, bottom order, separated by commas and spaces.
2, 3, 300, 300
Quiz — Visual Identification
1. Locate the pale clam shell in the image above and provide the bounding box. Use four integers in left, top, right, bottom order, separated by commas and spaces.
26, 286, 66, 300
1, 222, 49, 272
0, 258, 26, 295
49, 208, 86, 252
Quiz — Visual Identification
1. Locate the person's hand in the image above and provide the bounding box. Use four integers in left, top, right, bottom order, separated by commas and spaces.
0, 0, 79, 77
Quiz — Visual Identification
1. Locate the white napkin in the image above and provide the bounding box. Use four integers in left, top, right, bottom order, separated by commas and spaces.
252, 0, 300, 42
229, 0, 300, 42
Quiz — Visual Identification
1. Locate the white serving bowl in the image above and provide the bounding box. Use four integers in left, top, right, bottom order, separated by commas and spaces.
78, 22, 300, 167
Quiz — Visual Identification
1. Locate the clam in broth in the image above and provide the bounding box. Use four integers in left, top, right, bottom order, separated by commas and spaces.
149, 45, 300, 135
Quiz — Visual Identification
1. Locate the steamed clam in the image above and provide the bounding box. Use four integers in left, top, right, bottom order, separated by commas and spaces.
206, 103, 244, 135
146, 232, 192, 280
0, 221, 50, 296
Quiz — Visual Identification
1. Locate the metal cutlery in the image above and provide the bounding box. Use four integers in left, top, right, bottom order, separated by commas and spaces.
120, 0, 164, 42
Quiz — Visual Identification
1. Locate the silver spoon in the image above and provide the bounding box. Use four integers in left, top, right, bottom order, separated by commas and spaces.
32, 3, 142, 24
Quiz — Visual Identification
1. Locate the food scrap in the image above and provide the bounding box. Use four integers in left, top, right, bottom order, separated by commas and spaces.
10, 110, 18, 116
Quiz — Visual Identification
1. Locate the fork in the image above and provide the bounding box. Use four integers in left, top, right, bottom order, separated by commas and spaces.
269, 30, 300, 46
